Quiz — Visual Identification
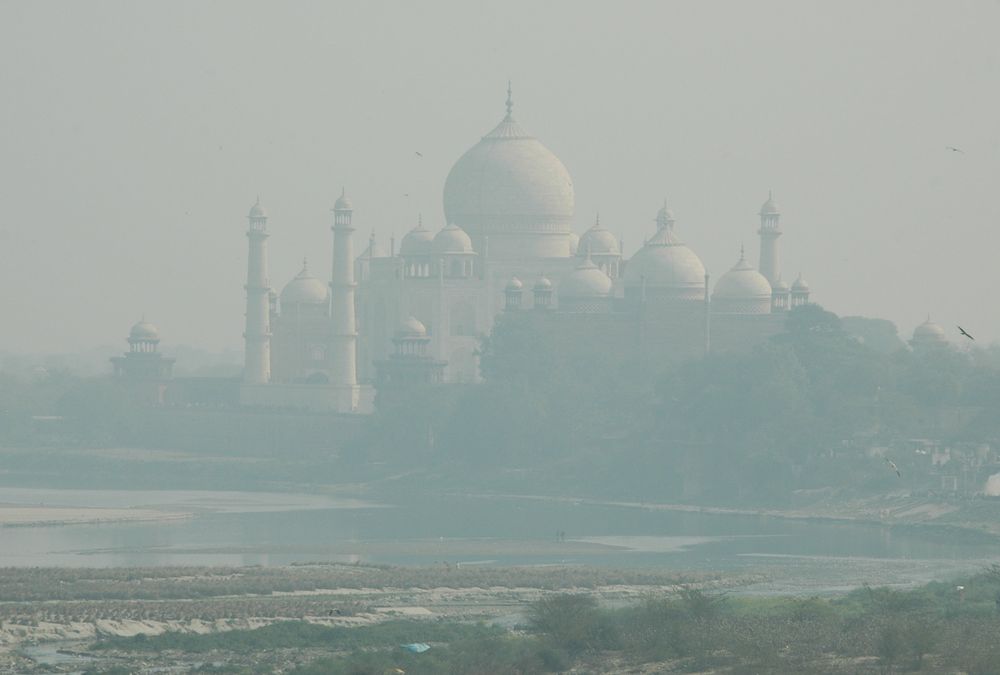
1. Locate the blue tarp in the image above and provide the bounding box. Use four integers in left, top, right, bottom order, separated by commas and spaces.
401, 642, 431, 653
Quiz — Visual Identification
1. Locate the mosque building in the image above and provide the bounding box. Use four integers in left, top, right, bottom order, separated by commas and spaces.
234, 86, 815, 413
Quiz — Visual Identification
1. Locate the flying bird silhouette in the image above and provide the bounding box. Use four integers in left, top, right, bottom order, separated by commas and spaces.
885, 458, 901, 478
946, 146, 965, 153
958, 326, 975, 340
415, 151, 423, 157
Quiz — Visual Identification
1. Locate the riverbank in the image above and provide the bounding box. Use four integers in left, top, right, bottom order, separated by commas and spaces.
0, 563, 746, 670
464, 490, 1000, 542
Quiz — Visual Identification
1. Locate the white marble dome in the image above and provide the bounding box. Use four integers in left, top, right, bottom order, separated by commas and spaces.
913, 318, 947, 344
334, 190, 353, 211
771, 276, 791, 293
534, 274, 553, 290
433, 223, 474, 254
624, 224, 706, 297
400, 220, 434, 256
578, 218, 619, 256
442, 91, 574, 255
792, 274, 810, 292
560, 258, 613, 298
248, 199, 267, 219
760, 193, 780, 215
130, 320, 160, 341
505, 276, 524, 291
714, 255, 772, 300
712, 252, 772, 314
398, 316, 427, 337
281, 262, 328, 305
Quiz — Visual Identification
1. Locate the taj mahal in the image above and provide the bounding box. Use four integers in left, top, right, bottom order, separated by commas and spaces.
230, 85, 814, 413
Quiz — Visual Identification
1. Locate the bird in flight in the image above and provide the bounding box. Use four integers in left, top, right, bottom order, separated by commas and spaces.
946, 146, 965, 153
885, 458, 901, 478
958, 326, 975, 340
415, 151, 423, 157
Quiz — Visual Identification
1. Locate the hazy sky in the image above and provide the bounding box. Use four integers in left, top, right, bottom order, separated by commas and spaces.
2, 1, 998, 354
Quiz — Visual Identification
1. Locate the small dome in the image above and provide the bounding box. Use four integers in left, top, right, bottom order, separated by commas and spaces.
398, 316, 427, 337
772, 276, 791, 293
913, 318, 947, 344
505, 276, 524, 291
534, 274, 553, 290
560, 258, 613, 298
567, 232, 580, 255
578, 216, 620, 256
713, 253, 772, 300
248, 199, 267, 219
400, 219, 434, 256
130, 320, 159, 341
334, 189, 353, 211
433, 223, 474, 254
792, 274, 810, 292
760, 192, 780, 215
281, 261, 328, 305
624, 224, 706, 292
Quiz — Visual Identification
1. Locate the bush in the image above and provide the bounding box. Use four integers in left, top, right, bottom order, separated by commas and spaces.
528, 594, 619, 655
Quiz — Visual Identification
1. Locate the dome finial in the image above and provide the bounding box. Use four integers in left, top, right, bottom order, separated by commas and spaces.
505, 80, 513, 116
595, 212, 600, 228
418, 213, 423, 228
302, 256, 308, 271
739, 242, 745, 260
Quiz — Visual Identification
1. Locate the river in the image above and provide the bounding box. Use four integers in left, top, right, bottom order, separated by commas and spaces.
1, 488, 998, 593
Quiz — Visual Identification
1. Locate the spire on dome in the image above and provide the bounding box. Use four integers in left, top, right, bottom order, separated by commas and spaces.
759, 191, 781, 216
248, 197, 267, 219
655, 200, 675, 230
334, 188, 353, 211
482, 81, 530, 139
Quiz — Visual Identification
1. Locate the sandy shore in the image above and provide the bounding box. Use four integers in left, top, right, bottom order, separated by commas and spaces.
0, 505, 189, 527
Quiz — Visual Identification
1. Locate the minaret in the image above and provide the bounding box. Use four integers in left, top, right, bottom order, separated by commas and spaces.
330, 189, 358, 392
757, 191, 782, 285
243, 198, 271, 384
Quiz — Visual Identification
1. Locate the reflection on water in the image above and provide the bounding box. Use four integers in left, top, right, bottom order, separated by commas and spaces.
2, 491, 999, 592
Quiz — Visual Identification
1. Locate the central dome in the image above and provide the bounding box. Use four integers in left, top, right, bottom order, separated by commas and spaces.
442, 87, 574, 258
281, 261, 328, 307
